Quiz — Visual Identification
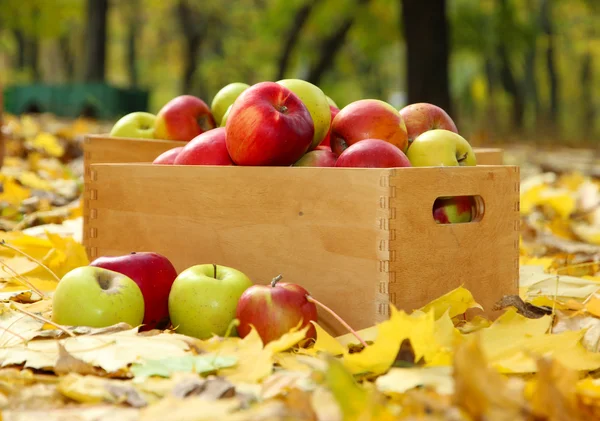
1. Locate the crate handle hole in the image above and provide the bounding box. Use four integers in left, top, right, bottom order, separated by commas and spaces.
432, 195, 484, 224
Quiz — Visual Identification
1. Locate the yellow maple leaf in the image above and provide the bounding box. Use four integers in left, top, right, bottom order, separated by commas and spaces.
28, 132, 65, 158
585, 295, 600, 317
418, 285, 483, 319
310, 321, 346, 356
41, 231, 89, 279
0, 178, 31, 206
264, 324, 310, 354
16, 171, 52, 191
519, 256, 555, 270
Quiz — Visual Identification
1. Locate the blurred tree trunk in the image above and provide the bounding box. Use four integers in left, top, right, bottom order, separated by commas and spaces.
497, 43, 524, 129
59, 35, 75, 80
126, 0, 141, 88
306, 0, 370, 86
276, 0, 317, 80
401, 0, 452, 114
524, 0, 541, 126
26, 37, 40, 82
581, 50, 594, 138
12, 30, 26, 70
176, 0, 206, 97
541, 0, 559, 123
83, 0, 109, 82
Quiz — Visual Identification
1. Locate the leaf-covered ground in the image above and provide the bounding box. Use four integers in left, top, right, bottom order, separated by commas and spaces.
1, 114, 600, 420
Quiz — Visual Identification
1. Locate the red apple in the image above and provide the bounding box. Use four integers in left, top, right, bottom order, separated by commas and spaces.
293, 149, 337, 167
152, 147, 184, 165
173, 127, 234, 166
235, 275, 318, 345
319, 105, 340, 149
432, 196, 475, 224
335, 139, 412, 168
154, 95, 217, 142
225, 81, 314, 166
330, 99, 408, 156
399, 102, 458, 146
89, 252, 178, 331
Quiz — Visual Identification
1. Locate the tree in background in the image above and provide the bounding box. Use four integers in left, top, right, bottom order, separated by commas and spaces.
83, 0, 109, 83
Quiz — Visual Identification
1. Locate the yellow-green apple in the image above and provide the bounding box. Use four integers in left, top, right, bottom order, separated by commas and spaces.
276, 79, 331, 150
319, 105, 339, 149
335, 139, 412, 168
432, 196, 475, 224
52, 266, 144, 328
173, 127, 233, 166
235, 275, 317, 345
152, 146, 184, 165
330, 99, 408, 156
225, 81, 314, 166
399, 102, 458, 145
154, 95, 216, 142
406, 129, 477, 167
293, 149, 337, 167
219, 105, 232, 127
326, 95, 339, 108
168, 264, 253, 339
110, 112, 156, 139
89, 252, 178, 331
211, 82, 250, 125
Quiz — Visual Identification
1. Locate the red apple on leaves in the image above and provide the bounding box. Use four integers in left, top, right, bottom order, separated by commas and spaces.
173, 127, 234, 166
154, 95, 217, 142
335, 139, 412, 168
432, 196, 475, 224
330, 99, 408, 156
89, 252, 178, 331
152, 147, 184, 165
319, 105, 340, 149
225, 81, 314, 166
293, 149, 337, 167
235, 275, 318, 345
399, 102, 458, 145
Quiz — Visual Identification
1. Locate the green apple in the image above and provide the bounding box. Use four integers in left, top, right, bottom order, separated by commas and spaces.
326, 95, 339, 108
110, 112, 157, 139
406, 129, 477, 167
52, 266, 145, 328
168, 264, 253, 339
220, 104, 232, 127
276, 79, 331, 150
211, 82, 250, 125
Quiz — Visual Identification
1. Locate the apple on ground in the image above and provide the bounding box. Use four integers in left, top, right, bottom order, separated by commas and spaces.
293, 149, 337, 167
110, 112, 156, 139
52, 266, 145, 328
225, 81, 314, 166
173, 127, 234, 166
154, 95, 217, 142
406, 129, 477, 167
319, 105, 340, 149
153, 146, 184, 165
399, 102, 458, 145
276, 79, 331, 150
168, 264, 253, 339
432, 196, 475, 224
335, 139, 412, 168
89, 252, 178, 330
236, 275, 318, 345
211, 82, 250, 125
330, 99, 408, 156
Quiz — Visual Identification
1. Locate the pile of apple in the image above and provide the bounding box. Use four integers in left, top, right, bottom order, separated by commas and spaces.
51, 252, 319, 345
110, 78, 480, 223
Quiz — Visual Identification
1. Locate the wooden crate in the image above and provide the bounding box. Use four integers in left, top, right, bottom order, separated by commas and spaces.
82, 134, 504, 181
83, 148, 520, 335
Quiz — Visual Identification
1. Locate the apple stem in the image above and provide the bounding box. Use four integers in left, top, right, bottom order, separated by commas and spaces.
0, 240, 61, 283
213, 264, 217, 279
11, 303, 76, 337
271, 274, 283, 288
305, 295, 368, 348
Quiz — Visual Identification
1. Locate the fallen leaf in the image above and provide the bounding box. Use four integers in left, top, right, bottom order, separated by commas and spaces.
493, 295, 553, 318
418, 285, 483, 319
376, 366, 454, 395
131, 355, 238, 382
310, 321, 346, 356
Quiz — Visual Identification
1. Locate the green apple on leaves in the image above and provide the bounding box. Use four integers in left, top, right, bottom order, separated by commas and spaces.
276, 79, 331, 150
406, 129, 477, 167
110, 112, 157, 139
168, 264, 253, 339
211, 82, 250, 125
52, 266, 145, 328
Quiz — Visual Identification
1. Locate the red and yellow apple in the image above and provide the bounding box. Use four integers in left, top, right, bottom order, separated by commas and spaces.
399, 102, 458, 145
335, 139, 412, 168
225, 81, 314, 166
152, 147, 184, 165
154, 95, 216, 142
293, 149, 337, 167
432, 196, 475, 224
173, 127, 234, 166
319, 105, 340, 149
236, 275, 318, 345
330, 99, 408, 156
